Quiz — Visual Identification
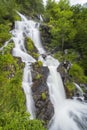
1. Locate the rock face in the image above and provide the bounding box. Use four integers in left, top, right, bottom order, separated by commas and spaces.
40, 24, 52, 51
32, 65, 54, 125
57, 61, 87, 101
57, 61, 72, 84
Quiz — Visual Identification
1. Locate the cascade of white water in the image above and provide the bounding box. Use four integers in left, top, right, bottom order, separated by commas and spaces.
11, 14, 36, 119
22, 64, 36, 119
73, 82, 84, 96
18, 13, 87, 130
1, 12, 87, 129
45, 55, 66, 105
73, 82, 84, 101
40, 15, 43, 22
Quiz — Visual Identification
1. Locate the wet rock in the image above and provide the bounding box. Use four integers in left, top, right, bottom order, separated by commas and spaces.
57, 60, 72, 84
32, 65, 54, 125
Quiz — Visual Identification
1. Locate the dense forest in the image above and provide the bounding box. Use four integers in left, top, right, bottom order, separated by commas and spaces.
0, 0, 87, 129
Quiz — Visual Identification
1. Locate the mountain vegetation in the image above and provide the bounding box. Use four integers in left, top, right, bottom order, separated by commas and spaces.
0, 0, 87, 129
44, 0, 87, 81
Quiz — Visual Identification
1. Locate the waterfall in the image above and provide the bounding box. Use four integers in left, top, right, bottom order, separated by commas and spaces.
73, 82, 84, 101
1, 12, 87, 129
73, 82, 84, 96
22, 64, 36, 119
17, 14, 87, 130
11, 14, 36, 119
0, 39, 12, 51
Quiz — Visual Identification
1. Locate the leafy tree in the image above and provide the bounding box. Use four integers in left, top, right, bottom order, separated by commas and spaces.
45, 0, 76, 51
71, 5, 87, 74
15, 0, 44, 16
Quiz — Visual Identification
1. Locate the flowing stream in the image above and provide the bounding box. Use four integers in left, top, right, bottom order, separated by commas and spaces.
1, 13, 87, 129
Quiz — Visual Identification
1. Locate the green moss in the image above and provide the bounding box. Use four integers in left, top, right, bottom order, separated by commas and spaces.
66, 81, 76, 96
41, 92, 47, 100
26, 37, 40, 59
37, 60, 43, 67
33, 60, 43, 69
35, 73, 42, 80
32, 52, 39, 59
26, 38, 34, 52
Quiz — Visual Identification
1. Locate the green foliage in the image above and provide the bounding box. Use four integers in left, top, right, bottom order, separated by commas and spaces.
0, 0, 87, 129
45, 0, 76, 51
0, 0, 16, 22
3, 43, 14, 54
0, 52, 25, 113
71, 5, 87, 74
64, 49, 79, 62
69, 64, 87, 83
65, 81, 75, 96
41, 92, 47, 100
0, 112, 46, 130
0, 24, 12, 47
14, 14, 21, 21
0, 50, 46, 130
54, 49, 79, 63
26, 38, 34, 52
44, 0, 87, 76
15, 0, 44, 16
54, 51, 63, 62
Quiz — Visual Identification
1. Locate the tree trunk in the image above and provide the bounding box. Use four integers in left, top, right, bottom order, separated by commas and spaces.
62, 33, 65, 52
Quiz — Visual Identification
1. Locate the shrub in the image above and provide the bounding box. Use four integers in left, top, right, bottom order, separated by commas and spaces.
3, 42, 14, 54
65, 81, 75, 96
0, 112, 46, 130
69, 63, 87, 83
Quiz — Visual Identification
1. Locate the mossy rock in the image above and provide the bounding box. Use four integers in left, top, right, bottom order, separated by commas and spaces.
32, 52, 39, 59
25, 37, 39, 59
35, 73, 42, 80
37, 61, 43, 67
33, 61, 43, 69
41, 92, 47, 100
26, 38, 34, 52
